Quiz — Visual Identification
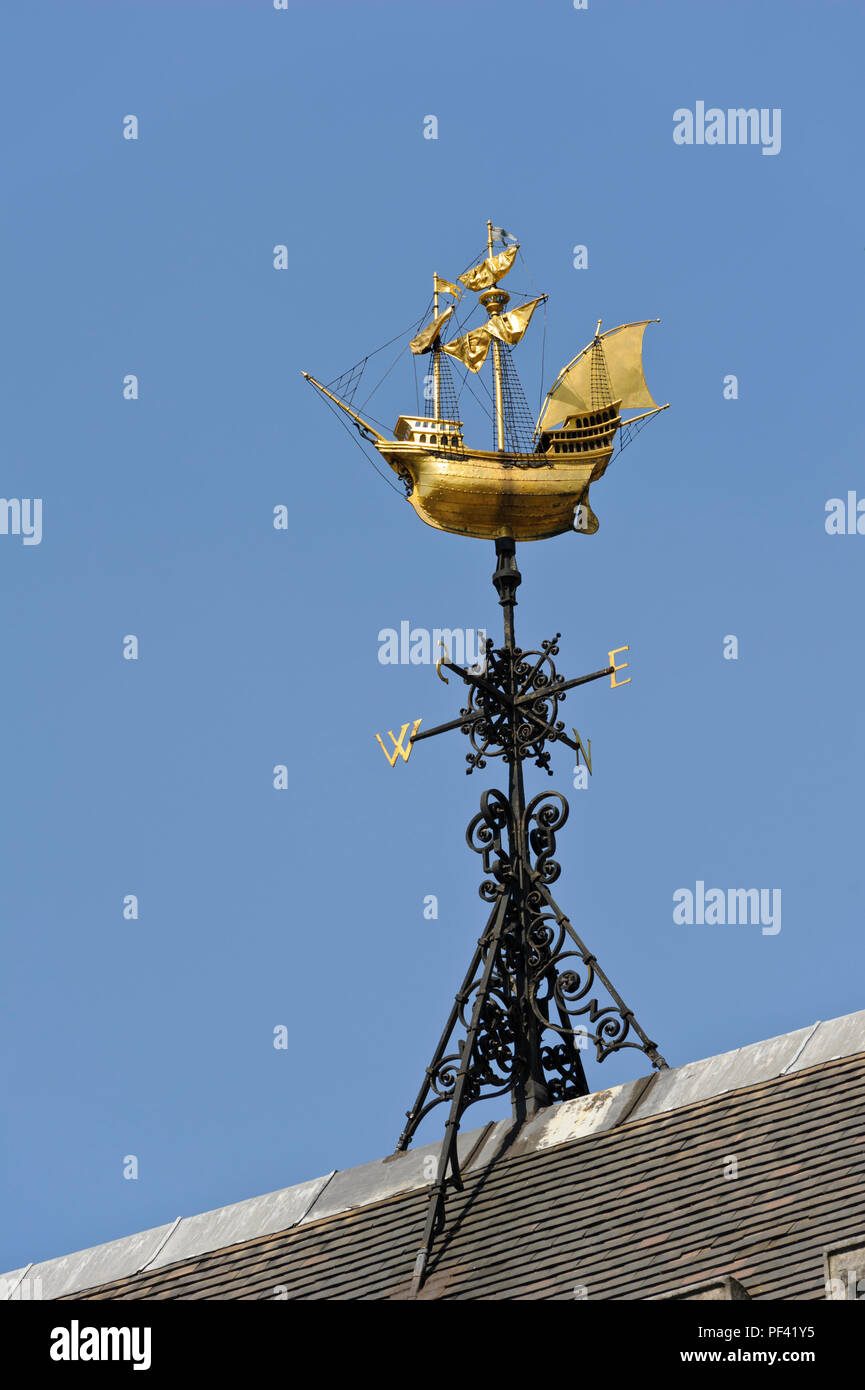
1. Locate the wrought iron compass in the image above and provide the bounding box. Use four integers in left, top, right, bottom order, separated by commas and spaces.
376, 538, 668, 1294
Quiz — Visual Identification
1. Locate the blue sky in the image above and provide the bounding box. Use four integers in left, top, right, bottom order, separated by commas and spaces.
2, 0, 864, 1272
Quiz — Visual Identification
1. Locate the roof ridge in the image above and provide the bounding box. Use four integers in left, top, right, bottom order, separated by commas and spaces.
7, 1009, 865, 1302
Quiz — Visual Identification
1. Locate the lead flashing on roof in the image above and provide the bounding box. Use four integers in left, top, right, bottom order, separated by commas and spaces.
3, 1008, 865, 1301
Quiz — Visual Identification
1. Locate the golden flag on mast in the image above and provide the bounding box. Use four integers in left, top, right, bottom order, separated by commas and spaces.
433, 274, 462, 300
441, 324, 494, 372
486, 296, 545, 347
458, 245, 519, 293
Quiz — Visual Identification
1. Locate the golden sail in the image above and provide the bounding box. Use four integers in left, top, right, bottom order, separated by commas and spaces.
458, 244, 518, 292
537, 320, 659, 431
443, 297, 545, 373
409, 306, 454, 355
303, 222, 669, 542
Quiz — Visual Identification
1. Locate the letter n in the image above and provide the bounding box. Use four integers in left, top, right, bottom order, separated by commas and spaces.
573, 728, 592, 775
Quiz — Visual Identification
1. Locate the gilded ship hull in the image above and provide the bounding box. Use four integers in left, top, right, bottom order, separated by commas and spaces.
375, 439, 614, 541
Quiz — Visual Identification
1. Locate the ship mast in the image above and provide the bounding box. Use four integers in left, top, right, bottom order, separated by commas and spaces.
482, 219, 507, 452
432, 271, 441, 420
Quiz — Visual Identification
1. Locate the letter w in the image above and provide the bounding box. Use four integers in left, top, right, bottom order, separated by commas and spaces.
375, 719, 422, 766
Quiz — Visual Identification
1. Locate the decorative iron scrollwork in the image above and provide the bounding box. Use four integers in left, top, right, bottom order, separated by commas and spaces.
466, 788, 513, 898
523, 790, 664, 1066
397, 779, 666, 1155
397, 463, 414, 497
459, 635, 578, 775
525, 789, 567, 882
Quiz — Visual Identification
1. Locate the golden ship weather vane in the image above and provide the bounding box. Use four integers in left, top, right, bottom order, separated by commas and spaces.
304, 219, 668, 541
304, 222, 670, 1297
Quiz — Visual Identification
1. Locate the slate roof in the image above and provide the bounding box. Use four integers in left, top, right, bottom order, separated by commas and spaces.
4, 1010, 865, 1301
